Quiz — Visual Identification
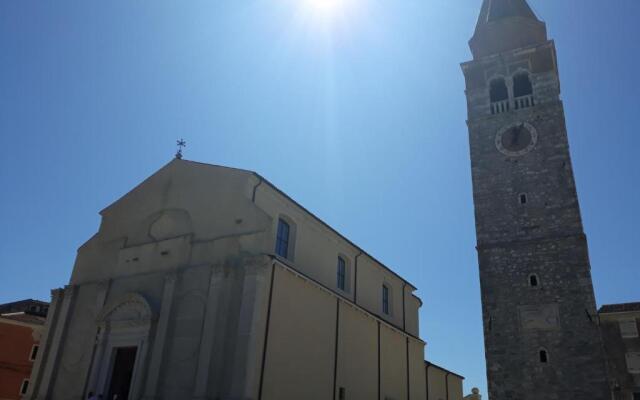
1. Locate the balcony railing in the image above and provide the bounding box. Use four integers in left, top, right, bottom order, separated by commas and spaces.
490, 99, 510, 115
514, 95, 535, 110
490, 95, 535, 115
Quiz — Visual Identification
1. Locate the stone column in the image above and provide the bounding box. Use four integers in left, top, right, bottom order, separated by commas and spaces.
192, 266, 226, 400
143, 273, 177, 399
25, 288, 63, 400
35, 285, 76, 400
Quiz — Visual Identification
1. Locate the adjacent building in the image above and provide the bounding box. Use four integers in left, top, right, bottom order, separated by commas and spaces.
425, 362, 464, 400
0, 300, 48, 399
600, 303, 640, 400
462, 0, 610, 398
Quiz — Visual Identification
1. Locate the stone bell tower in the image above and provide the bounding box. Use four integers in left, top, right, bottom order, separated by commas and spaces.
461, 1, 610, 399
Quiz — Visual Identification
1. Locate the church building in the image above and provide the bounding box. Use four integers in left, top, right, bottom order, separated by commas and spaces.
24, 159, 463, 400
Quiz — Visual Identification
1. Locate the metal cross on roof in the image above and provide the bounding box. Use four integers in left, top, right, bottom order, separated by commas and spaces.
175, 139, 186, 159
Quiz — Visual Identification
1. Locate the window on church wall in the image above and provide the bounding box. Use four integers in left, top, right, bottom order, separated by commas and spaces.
339, 387, 346, 400
275, 218, 291, 259
529, 274, 539, 288
382, 284, 391, 315
337, 257, 347, 292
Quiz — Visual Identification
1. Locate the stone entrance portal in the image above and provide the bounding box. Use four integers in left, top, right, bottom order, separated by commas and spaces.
85, 293, 154, 400
107, 346, 138, 400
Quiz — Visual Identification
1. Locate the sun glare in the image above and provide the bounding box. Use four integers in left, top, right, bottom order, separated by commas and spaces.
307, 0, 341, 14
301, 0, 355, 23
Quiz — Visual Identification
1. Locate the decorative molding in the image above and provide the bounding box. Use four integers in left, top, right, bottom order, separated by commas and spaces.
97, 293, 155, 328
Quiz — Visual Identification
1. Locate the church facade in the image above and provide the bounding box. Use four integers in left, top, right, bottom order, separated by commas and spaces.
25, 159, 439, 400
462, 0, 610, 399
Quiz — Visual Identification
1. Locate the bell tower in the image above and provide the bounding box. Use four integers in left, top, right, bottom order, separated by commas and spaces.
461, 1, 610, 399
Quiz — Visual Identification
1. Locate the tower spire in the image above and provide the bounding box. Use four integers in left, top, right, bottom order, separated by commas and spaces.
470, 0, 547, 59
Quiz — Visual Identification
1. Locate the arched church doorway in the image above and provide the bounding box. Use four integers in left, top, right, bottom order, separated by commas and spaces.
106, 346, 138, 400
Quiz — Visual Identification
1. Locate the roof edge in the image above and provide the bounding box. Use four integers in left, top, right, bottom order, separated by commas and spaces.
253, 171, 418, 291
425, 361, 465, 379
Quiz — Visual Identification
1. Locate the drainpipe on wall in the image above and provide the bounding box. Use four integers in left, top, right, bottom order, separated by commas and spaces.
354, 251, 363, 305
252, 176, 263, 203
402, 283, 406, 331
445, 372, 450, 400
425, 363, 430, 400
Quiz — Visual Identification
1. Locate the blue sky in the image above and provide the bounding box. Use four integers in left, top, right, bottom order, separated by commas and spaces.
1, 0, 638, 395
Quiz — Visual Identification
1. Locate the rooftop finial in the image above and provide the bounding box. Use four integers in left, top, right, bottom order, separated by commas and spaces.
176, 139, 186, 159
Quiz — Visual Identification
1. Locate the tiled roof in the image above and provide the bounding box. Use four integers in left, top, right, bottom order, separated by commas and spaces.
599, 302, 640, 314
0, 312, 46, 326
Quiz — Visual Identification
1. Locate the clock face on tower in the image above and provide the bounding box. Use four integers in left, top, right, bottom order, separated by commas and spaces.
495, 122, 538, 156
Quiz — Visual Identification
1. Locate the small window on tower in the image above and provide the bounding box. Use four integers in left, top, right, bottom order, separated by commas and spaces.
520, 193, 528, 205
539, 349, 549, 363
339, 387, 346, 400
529, 274, 539, 287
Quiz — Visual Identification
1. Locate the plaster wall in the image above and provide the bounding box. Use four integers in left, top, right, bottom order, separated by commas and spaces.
260, 265, 337, 400
335, 302, 378, 400
427, 366, 447, 400
380, 324, 407, 400
0, 322, 39, 400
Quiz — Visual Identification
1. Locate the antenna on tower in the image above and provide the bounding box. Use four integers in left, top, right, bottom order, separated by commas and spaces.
175, 139, 187, 159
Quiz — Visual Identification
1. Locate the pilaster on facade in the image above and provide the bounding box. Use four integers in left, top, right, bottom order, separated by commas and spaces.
34, 285, 76, 400
143, 273, 177, 400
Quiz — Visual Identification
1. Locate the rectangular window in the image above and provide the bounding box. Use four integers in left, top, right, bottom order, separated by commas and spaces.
29, 345, 39, 361
626, 352, 640, 374
20, 379, 29, 395
339, 387, 346, 400
620, 319, 639, 338
337, 257, 346, 291
275, 219, 290, 259
382, 285, 390, 315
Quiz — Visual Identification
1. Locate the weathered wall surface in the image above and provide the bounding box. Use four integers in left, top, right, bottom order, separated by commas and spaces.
463, 22, 609, 400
